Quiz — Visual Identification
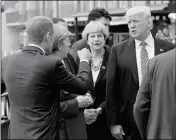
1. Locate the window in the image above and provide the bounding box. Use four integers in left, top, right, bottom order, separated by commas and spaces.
131, 1, 147, 6
156, 1, 162, 4
80, 1, 84, 12
94, 1, 98, 8
89, 1, 94, 11
162, 1, 169, 4
150, 1, 156, 5
107, 1, 117, 9
73, 1, 77, 13
52, 1, 57, 17
119, 1, 129, 8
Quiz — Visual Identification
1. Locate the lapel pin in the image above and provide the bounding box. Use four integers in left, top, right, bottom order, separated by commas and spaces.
102, 66, 106, 69
160, 48, 164, 52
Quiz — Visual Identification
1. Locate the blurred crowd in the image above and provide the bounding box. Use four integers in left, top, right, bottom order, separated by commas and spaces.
155, 13, 176, 44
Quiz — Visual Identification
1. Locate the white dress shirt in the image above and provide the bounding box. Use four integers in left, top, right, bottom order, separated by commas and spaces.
28, 44, 45, 55
91, 68, 100, 87
135, 33, 155, 86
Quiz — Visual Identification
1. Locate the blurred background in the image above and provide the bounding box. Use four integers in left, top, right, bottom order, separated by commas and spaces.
1, 0, 176, 58
1, 1, 176, 139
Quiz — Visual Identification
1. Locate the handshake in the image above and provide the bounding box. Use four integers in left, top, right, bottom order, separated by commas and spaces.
76, 93, 93, 108
84, 107, 102, 125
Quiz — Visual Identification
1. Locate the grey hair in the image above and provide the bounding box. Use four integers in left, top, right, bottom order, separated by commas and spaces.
26, 16, 54, 44
125, 6, 153, 29
82, 21, 109, 40
52, 24, 70, 53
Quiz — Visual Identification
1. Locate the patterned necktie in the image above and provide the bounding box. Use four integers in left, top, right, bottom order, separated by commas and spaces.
140, 41, 149, 75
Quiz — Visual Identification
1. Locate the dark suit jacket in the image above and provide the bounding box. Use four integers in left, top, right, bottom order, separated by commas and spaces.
1, 46, 90, 139
59, 53, 87, 140
75, 45, 113, 139
106, 38, 175, 138
134, 48, 176, 139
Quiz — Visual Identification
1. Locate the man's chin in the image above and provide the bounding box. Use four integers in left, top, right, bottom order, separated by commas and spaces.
131, 35, 139, 40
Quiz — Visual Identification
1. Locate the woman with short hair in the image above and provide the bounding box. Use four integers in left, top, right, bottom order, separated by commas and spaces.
79, 21, 113, 140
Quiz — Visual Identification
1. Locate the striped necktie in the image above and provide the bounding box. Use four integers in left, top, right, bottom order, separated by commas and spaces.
140, 41, 149, 75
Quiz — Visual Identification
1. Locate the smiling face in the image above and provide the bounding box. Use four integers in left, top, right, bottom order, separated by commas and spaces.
87, 32, 105, 51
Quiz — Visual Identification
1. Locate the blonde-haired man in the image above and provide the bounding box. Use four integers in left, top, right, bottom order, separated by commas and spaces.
106, 6, 175, 140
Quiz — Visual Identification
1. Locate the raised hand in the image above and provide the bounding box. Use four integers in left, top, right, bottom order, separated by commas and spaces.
77, 48, 92, 62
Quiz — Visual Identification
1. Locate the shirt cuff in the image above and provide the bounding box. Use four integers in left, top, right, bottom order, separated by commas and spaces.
80, 59, 89, 63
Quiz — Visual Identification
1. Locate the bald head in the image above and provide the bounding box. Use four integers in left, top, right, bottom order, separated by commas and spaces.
26, 16, 54, 45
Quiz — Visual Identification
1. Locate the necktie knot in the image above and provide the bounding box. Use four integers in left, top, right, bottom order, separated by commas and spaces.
140, 41, 147, 47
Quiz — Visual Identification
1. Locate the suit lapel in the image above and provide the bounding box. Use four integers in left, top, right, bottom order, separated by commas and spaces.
154, 38, 165, 55
95, 47, 109, 86
63, 58, 71, 72
124, 39, 139, 87
64, 56, 77, 75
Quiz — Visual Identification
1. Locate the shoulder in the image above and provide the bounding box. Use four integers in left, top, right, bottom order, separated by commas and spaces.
110, 38, 133, 52
38, 55, 63, 71
1, 53, 18, 65
150, 48, 175, 67
148, 49, 175, 77
155, 38, 175, 50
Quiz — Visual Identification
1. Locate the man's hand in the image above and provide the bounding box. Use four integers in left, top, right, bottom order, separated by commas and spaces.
76, 94, 93, 108
84, 109, 97, 125
110, 125, 125, 140
77, 48, 92, 62
96, 107, 102, 116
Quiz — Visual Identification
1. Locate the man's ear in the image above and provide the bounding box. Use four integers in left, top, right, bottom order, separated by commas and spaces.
46, 32, 52, 42
148, 19, 153, 30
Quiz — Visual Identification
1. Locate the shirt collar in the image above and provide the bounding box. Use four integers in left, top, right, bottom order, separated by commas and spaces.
135, 33, 154, 48
28, 44, 45, 55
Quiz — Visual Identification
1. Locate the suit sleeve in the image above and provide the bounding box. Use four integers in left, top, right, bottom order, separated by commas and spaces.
54, 60, 90, 95
60, 99, 79, 118
60, 91, 78, 102
133, 62, 151, 139
1, 60, 6, 94
106, 46, 121, 126
98, 101, 106, 112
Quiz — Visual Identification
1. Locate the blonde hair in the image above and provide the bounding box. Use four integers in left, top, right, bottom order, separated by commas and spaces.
82, 21, 109, 40
52, 24, 70, 53
125, 6, 153, 29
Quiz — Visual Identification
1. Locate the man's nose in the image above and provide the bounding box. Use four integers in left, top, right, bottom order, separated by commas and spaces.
129, 22, 135, 28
